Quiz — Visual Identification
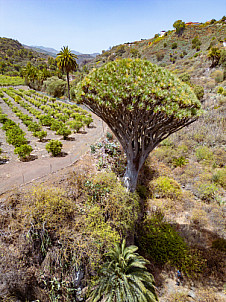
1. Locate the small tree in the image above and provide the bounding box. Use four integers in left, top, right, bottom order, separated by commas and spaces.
33, 130, 47, 141
173, 20, 185, 35
76, 59, 202, 192
56, 126, 72, 139
46, 140, 62, 156
192, 36, 202, 51
208, 47, 221, 67
14, 144, 33, 160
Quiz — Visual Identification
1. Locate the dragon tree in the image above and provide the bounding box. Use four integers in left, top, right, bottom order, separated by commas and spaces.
76, 59, 202, 192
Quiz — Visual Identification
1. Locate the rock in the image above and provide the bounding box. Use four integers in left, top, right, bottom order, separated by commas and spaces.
188, 290, 196, 300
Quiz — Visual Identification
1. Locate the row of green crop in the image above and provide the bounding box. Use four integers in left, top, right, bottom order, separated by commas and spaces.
1, 89, 76, 139
0, 106, 33, 160
0, 75, 25, 86
1, 95, 48, 141
2, 88, 93, 134
5, 88, 93, 128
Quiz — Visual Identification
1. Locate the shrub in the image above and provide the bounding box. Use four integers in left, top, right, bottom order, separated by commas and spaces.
138, 212, 188, 265
45, 140, 63, 156
195, 146, 213, 162
56, 126, 71, 139
212, 168, 226, 189
43, 76, 66, 98
33, 130, 47, 141
211, 70, 224, 83
192, 36, 202, 51
163, 42, 167, 48
156, 52, 164, 61
179, 72, 191, 83
6, 130, 27, 147
197, 182, 219, 202
14, 144, 33, 160
193, 85, 204, 100
217, 86, 224, 94
151, 176, 182, 199
171, 42, 177, 49
27, 122, 41, 132
190, 208, 208, 228
67, 120, 84, 133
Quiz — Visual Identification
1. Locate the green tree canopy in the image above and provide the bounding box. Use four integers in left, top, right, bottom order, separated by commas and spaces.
56, 46, 78, 100
88, 239, 158, 302
76, 59, 202, 192
173, 20, 185, 35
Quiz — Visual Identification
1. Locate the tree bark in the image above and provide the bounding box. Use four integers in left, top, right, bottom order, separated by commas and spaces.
123, 158, 139, 193
66, 72, 70, 100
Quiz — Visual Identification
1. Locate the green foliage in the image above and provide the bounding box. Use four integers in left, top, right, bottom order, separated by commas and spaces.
212, 168, 226, 189
43, 76, 66, 98
138, 212, 205, 277
171, 42, 177, 49
195, 146, 214, 162
172, 156, 188, 167
193, 84, 204, 100
192, 36, 202, 51
26, 186, 76, 228
84, 172, 139, 235
139, 212, 188, 266
152, 176, 182, 199
179, 72, 191, 83
27, 122, 41, 132
33, 130, 47, 141
217, 86, 224, 94
67, 120, 83, 132
0, 75, 24, 86
14, 144, 33, 159
45, 139, 63, 156
88, 239, 158, 302
56, 126, 71, 139
173, 20, 185, 35
208, 47, 221, 67
197, 182, 220, 202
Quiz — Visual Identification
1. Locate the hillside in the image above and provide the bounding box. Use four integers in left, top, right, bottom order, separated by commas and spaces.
88, 18, 226, 68
0, 37, 49, 76
0, 18, 225, 302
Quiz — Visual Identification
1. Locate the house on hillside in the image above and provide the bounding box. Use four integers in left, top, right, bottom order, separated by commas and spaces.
159, 31, 166, 37
185, 22, 200, 26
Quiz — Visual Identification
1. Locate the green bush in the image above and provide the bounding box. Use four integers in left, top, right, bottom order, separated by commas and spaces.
212, 168, 226, 189
14, 144, 33, 160
33, 130, 47, 141
195, 146, 213, 161
197, 182, 219, 202
171, 42, 177, 49
67, 120, 84, 133
43, 76, 66, 98
217, 86, 224, 94
193, 85, 204, 100
138, 212, 188, 265
192, 37, 202, 51
46, 140, 63, 156
179, 72, 191, 83
56, 126, 71, 139
151, 176, 182, 199
28, 122, 41, 132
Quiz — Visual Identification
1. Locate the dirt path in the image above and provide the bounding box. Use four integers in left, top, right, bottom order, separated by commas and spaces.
0, 89, 107, 194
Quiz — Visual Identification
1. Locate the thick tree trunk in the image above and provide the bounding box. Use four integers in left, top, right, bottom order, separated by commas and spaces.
66, 72, 70, 100
123, 158, 139, 193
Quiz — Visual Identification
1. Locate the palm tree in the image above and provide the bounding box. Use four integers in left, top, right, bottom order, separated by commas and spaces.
88, 240, 158, 302
56, 46, 78, 100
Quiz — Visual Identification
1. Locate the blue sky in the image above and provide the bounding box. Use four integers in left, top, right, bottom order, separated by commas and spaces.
0, 0, 225, 54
